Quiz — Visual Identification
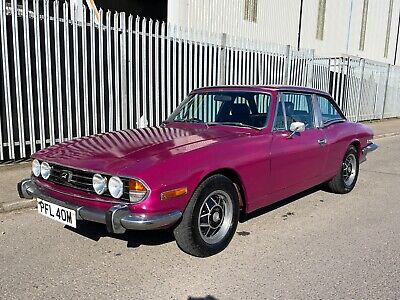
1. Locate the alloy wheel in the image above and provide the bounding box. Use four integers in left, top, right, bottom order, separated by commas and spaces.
197, 190, 233, 244
342, 153, 357, 187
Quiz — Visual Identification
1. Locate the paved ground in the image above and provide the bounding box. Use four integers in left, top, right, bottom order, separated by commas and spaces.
362, 117, 400, 138
0, 163, 32, 212
0, 134, 399, 299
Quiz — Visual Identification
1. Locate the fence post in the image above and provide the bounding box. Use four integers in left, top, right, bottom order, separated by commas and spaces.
355, 58, 365, 122
120, 12, 128, 129
381, 64, 391, 120
218, 33, 227, 85
307, 49, 315, 88
283, 45, 291, 85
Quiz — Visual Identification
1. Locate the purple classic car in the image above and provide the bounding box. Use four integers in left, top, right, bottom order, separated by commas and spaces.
18, 85, 377, 257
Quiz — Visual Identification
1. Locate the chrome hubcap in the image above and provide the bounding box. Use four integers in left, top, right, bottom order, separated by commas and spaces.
212, 211, 221, 223
342, 153, 357, 187
197, 190, 233, 244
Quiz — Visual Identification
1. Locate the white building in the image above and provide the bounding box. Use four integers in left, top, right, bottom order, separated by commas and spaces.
167, 0, 400, 65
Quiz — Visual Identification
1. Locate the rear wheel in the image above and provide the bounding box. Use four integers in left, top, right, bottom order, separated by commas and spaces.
173, 175, 239, 257
326, 145, 359, 194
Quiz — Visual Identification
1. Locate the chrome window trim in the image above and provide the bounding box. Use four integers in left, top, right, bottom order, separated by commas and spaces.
312, 93, 324, 128
272, 93, 287, 131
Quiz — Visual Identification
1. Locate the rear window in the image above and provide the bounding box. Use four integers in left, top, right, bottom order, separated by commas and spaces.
316, 95, 344, 124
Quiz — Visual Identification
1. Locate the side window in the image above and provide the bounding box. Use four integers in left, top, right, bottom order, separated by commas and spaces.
317, 95, 343, 124
275, 93, 315, 130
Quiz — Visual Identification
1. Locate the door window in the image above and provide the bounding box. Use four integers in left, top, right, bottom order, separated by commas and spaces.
274, 93, 315, 130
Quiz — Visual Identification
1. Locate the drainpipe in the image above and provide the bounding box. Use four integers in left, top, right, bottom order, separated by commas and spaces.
345, 0, 354, 54
297, 0, 304, 50
394, 4, 400, 65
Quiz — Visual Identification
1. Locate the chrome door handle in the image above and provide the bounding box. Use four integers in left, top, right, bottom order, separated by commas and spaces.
318, 139, 327, 145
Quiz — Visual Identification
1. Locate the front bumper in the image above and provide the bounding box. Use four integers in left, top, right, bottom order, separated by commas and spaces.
17, 179, 182, 234
360, 142, 378, 163
362, 142, 378, 155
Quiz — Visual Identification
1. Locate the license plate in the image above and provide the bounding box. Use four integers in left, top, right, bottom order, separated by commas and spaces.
37, 198, 77, 228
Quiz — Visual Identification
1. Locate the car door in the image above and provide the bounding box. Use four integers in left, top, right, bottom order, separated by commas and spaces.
314, 94, 348, 179
269, 92, 328, 194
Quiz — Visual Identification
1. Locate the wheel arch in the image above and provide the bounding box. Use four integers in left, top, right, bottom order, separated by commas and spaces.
350, 139, 361, 158
202, 168, 247, 212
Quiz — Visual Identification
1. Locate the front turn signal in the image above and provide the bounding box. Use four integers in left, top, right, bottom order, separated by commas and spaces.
129, 179, 147, 192
128, 179, 149, 203
161, 187, 188, 201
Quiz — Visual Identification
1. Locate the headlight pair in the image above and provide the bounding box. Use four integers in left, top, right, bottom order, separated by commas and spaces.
32, 159, 51, 180
92, 174, 123, 198
93, 174, 148, 203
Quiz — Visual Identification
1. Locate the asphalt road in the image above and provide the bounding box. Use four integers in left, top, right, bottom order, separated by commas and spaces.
1, 135, 399, 299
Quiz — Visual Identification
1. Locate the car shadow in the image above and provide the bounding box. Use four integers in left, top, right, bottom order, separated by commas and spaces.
66, 221, 175, 248
66, 184, 325, 248
240, 185, 323, 223
188, 296, 218, 300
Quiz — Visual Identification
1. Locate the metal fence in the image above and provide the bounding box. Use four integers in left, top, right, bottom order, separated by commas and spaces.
1, 0, 400, 161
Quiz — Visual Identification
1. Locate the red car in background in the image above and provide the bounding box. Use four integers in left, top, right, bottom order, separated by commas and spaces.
18, 85, 378, 257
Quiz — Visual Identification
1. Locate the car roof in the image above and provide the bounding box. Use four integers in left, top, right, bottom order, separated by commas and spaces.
192, 85, 331, 97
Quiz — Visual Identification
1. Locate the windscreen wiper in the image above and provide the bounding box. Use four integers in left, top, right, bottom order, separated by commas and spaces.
207, 122, 261, 131
173, 118, 203, 123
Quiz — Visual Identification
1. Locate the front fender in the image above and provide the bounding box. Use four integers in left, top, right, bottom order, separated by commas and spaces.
127, 134, 271, 215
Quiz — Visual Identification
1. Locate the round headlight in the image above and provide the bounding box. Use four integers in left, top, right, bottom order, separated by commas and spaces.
93, 174, 107, 195
40, 162, 51, 180
108, 176, 124, 198
32, 159, 41, 177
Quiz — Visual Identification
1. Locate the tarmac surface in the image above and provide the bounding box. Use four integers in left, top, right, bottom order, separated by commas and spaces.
0, 130, 399, 299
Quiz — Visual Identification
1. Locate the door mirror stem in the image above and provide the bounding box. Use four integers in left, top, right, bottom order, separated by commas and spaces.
288, 122, 306, 139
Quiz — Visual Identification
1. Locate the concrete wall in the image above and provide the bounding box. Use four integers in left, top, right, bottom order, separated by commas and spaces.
168, 0, 300, 46
167, 0, 400, 65
301, 0, 400, 64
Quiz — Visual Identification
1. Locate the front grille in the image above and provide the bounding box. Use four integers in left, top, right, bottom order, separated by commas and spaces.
47, 164, 130, 201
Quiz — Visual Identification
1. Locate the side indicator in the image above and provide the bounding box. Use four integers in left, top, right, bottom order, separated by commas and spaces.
161, 187, 188, 201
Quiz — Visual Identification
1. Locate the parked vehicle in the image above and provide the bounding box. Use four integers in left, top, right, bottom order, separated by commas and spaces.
18, 85, 378, 257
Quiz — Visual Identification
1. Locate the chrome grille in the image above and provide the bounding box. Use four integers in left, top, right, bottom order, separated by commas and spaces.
47, 164, 130, 201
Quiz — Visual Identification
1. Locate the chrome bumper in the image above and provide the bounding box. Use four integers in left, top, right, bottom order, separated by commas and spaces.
17, 179, 182, 234
362, 142, 378, 155
360, 142, 378, 163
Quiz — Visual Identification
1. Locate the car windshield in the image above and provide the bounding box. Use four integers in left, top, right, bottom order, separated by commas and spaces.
167, 91, 272, 129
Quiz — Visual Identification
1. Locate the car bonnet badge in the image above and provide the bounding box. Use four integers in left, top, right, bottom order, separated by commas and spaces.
60, 170, 73, 183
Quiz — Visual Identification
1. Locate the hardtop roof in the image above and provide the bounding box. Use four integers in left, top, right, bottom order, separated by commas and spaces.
192, 85, 331, 97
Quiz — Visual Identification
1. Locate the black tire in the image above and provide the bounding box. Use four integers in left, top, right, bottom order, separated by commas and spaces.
173, 174, 240, 257
326, 145, 359, 194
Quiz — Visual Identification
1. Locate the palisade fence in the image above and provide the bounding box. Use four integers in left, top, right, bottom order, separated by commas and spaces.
1, 1, 400, 161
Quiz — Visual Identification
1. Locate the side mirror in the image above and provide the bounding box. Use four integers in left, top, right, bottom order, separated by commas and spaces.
288, 122, 306, 138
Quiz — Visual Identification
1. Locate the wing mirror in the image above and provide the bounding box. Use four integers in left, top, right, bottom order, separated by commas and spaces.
288, 122, 306, 138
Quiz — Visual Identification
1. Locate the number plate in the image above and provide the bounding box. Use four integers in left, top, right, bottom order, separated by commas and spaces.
37, 198, 77, 228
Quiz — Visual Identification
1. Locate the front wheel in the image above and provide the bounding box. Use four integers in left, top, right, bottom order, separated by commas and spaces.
173, 175, 240, 257
326, 145, 359, 194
